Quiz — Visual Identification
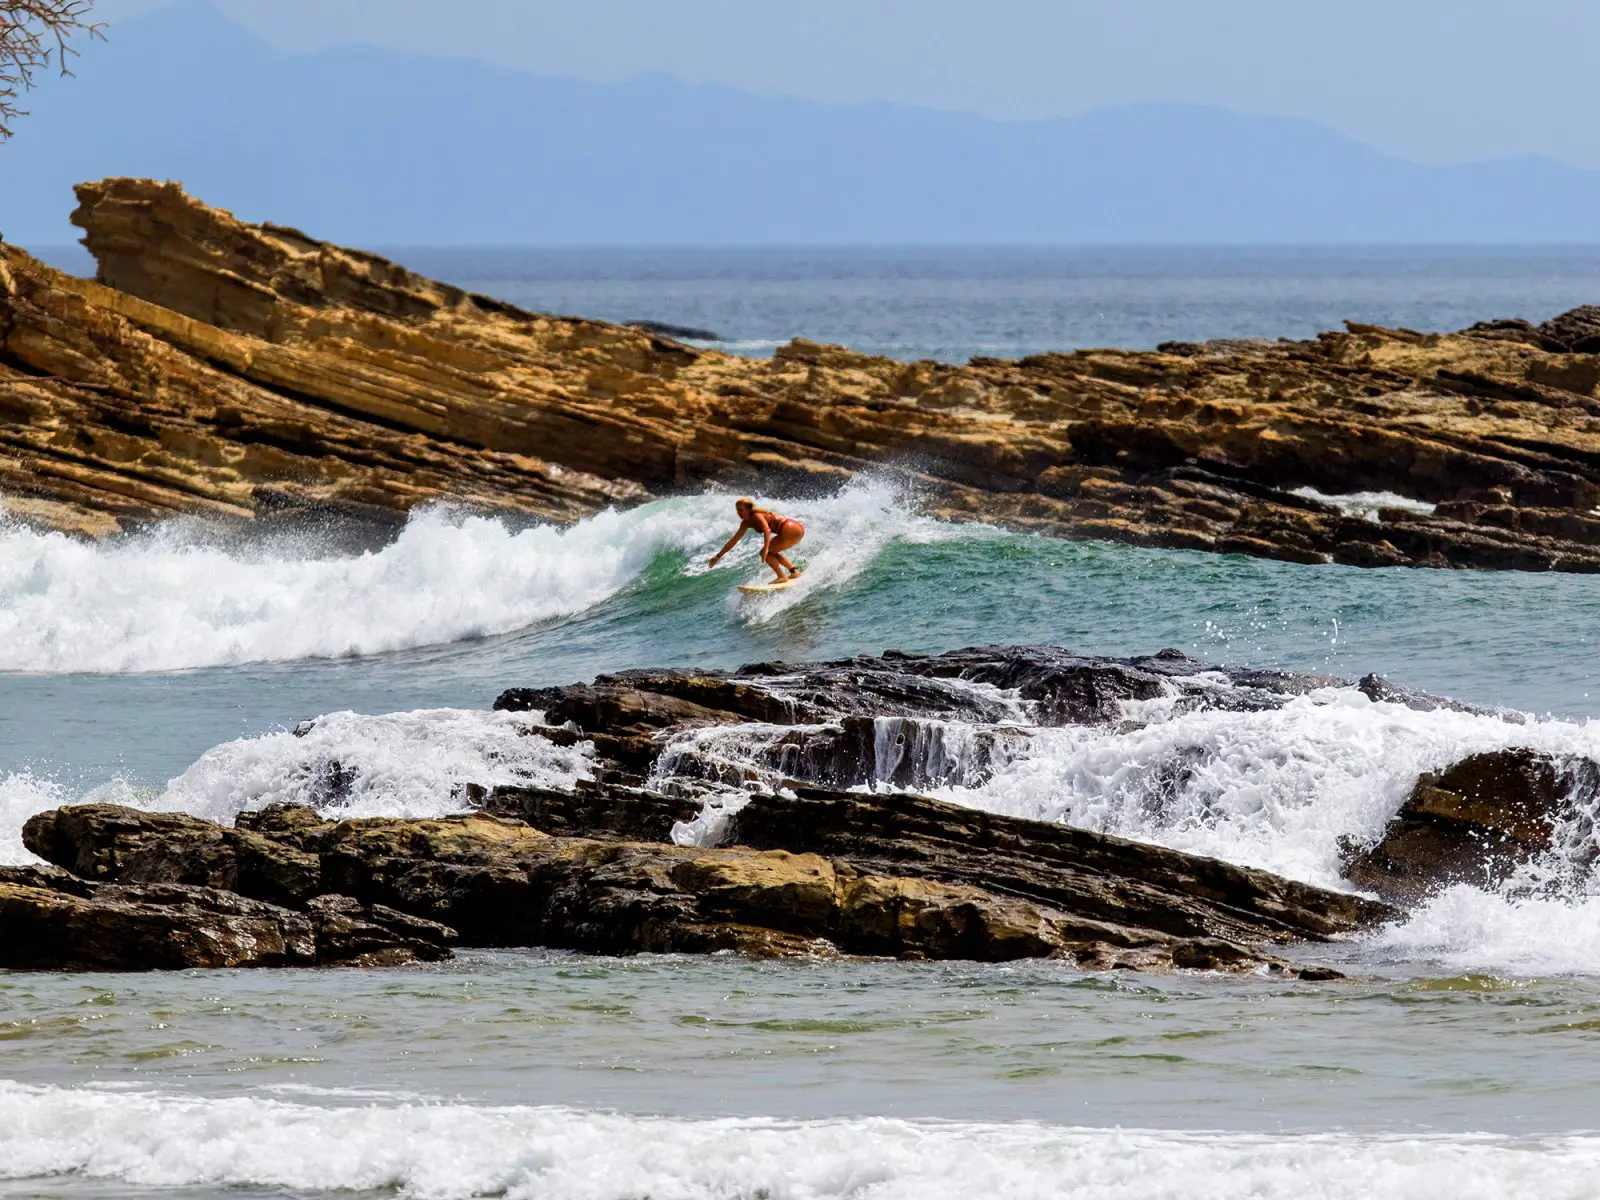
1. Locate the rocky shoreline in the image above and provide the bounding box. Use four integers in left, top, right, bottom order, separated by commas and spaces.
4, 644, 1587, 975
3, 179, 1600, 569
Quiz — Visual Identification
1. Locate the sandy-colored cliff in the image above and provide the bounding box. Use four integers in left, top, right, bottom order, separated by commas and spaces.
5, 177, 1600, 569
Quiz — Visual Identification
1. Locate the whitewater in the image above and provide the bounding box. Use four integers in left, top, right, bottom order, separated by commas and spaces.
9, 481, 1600, 1198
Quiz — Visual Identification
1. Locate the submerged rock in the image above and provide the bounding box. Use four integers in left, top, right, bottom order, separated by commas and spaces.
1344, 749, 1600, 903
4, 178, 1600, 571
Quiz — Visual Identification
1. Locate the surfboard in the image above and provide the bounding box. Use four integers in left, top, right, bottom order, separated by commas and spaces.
736, 577, 801, 594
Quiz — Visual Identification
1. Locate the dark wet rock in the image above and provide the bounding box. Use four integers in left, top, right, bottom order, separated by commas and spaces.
467, 779, 701, 842
1357, 673, 1526, 722
625, 319, 722, 342
726, 786, 1395, 944
1344, 749, 1600, 903
0, 880, 318, 971
19, 802, 1352, 976
23, 805, 322, 909
15, 647, 1517, 974
503, 646, 1480, 798
306, 894, 456, 966
1461, 317, 1544, 346
1537, 306, 1600, 354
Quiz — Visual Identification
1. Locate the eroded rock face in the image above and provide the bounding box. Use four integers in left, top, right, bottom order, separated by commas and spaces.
11, 812, 456, 971
1344, 750, 1600, 903
19, 799, 1365, 976
4, 178, 1600, 570
22, 805, 322, 907
0, 876, 317, 971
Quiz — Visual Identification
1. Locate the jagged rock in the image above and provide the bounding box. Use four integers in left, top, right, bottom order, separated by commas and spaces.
0, 880, 318, 970
501, 646, 1460, 795
1344, 749, 1600, 902
725, 787, 1393, 943
24, 802, 1352, 975
1356, 673, 1525, 722
1537, 306, 1600, 354
23, 805, 322, 908
3, 178, 1600, 571
306, 894, 455, 966
626, 320, 721, 342
467, 780, 701, 841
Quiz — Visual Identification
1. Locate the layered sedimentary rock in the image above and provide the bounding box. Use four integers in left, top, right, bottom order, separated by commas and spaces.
4, 178, 1600, 568
17, 795, 1370, 976
25, 642, 1599, 973
0, 861, 453, 970
1344, 749, 1600, 902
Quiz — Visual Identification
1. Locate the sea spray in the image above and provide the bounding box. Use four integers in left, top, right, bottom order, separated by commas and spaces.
0, 500, 735, 673
928, 688, 1600, 890
0, 709, 590, 866
0, 481, 958, 673
3, 1081, 1599, 1199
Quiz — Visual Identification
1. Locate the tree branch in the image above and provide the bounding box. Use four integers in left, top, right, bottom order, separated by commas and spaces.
1, 0, 105, 140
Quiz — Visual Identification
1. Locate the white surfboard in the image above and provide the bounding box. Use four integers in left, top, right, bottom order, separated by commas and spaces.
736, 577, 801, 594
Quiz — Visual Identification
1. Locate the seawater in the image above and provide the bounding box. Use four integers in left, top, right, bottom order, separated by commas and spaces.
7, 251, 1600, 1198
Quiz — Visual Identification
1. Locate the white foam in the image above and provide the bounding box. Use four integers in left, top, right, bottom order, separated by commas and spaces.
0, 499, 730, 673
0, 773, 70, 865
1370, 886, 1600, 977
720, 483, 992, 624
926, 688, 1600, 890
0, 708, 591, 866
1291, 486, 1438, 522
1, 1082, 1596, 1200
0, 481, 962, 673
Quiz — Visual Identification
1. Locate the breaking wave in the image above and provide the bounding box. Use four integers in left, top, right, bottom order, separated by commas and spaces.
656, 681, 1600, 976
2, 1081, 1597, 1199
0, 481, 944, 673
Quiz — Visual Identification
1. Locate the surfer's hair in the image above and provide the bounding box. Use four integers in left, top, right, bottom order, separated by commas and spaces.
735, 497, 754, 510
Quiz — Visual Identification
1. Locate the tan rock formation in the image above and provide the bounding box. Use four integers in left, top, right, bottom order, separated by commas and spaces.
4, 177, 1600, 569
20, 801, 1352, 974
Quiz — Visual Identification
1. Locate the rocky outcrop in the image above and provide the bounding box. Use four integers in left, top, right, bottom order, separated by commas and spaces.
19, 800, 1367, 976
1343, 750, 1600, 902
495, 644, 1477, 796
4, 178, 1600, 569
0, 861, 453, 970
725, 787, 1387, 944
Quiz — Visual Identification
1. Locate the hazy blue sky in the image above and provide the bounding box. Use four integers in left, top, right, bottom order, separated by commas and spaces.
86, 0, 1600, 168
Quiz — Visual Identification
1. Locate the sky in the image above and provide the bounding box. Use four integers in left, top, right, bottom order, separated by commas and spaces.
84, 0, 1600, 170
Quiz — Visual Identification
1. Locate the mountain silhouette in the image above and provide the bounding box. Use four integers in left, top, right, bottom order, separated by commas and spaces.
3, 1, 1598, 246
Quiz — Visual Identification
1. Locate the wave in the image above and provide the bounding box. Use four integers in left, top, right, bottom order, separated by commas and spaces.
0, 481, 956, 674
0, 498, 729, 674
1, 1081, 1595, 1199
0, 708, 590, 866
657, 683, 1600, 976
1289, 486, 1438, 522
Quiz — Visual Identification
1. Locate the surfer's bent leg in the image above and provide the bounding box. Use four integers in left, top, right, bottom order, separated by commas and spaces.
768, 521, 805, 578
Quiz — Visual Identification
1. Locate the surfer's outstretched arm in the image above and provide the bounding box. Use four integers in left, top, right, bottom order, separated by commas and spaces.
707, 524, 749, 567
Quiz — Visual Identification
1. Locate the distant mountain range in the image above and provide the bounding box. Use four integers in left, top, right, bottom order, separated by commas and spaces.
4, 1, 1599, 246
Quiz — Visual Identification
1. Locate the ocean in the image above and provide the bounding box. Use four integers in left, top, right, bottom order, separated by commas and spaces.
6, 248, 1600, 1199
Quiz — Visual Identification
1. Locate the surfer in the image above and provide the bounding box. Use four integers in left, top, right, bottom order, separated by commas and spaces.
708, 498, 806, 582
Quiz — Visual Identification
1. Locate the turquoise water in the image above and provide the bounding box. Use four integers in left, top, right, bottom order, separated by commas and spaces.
7, 246, 1600, 1196
3, 490, 1596, 789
